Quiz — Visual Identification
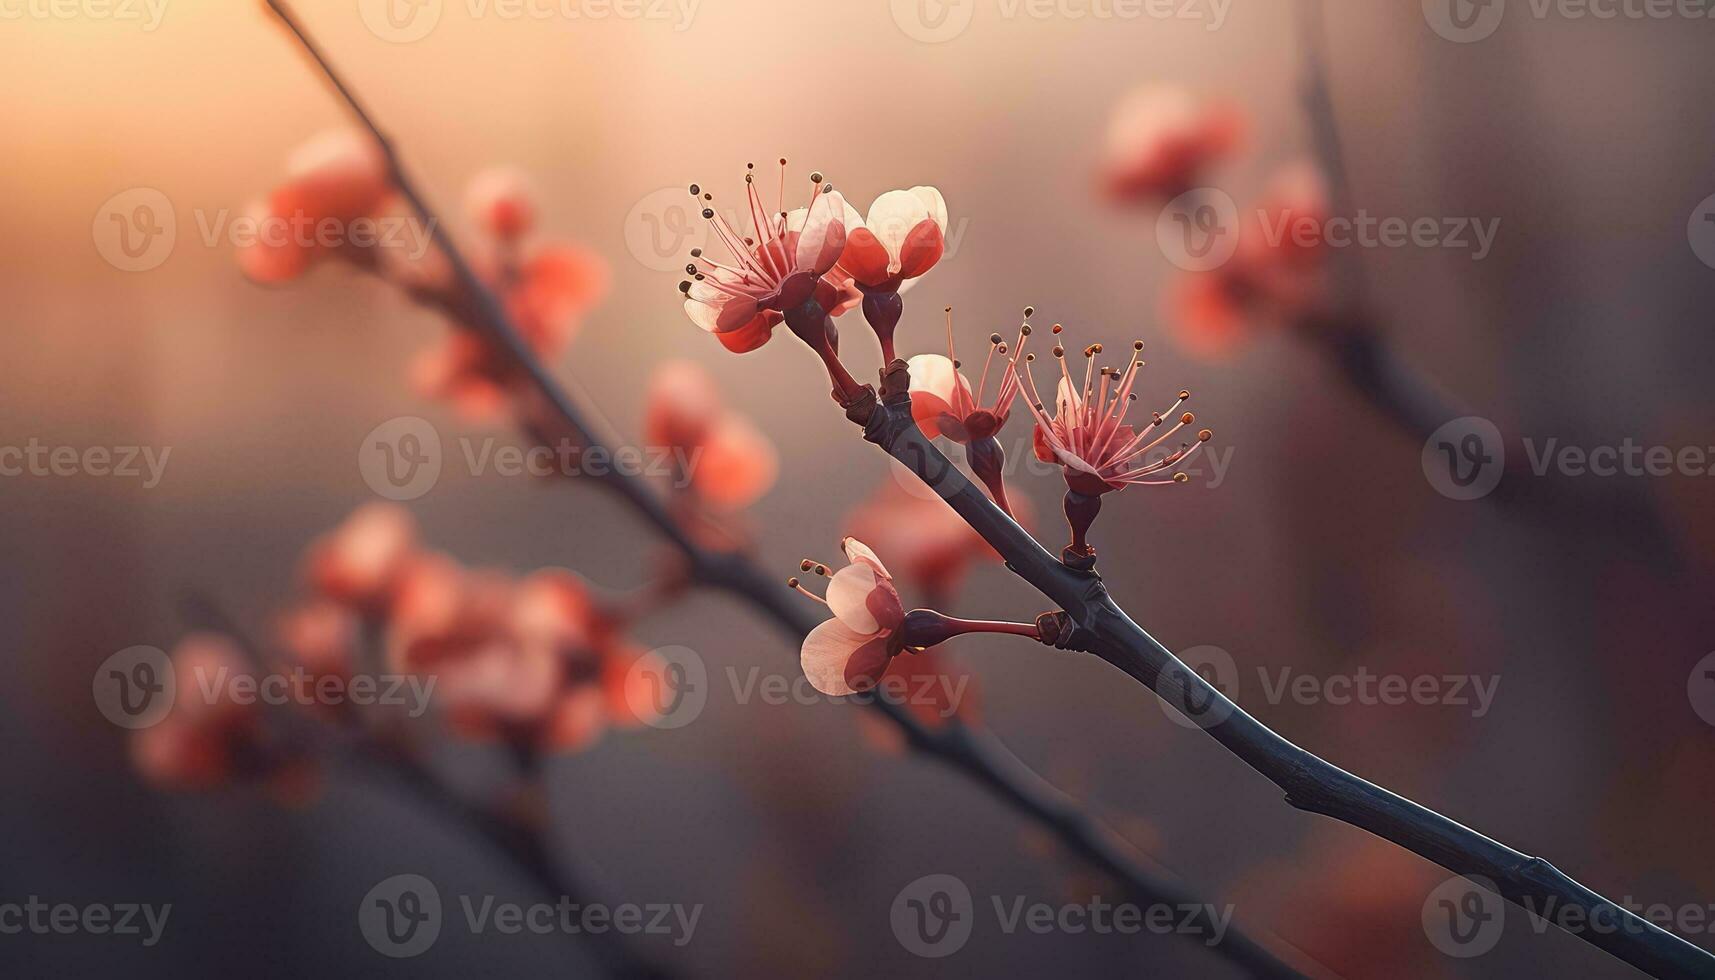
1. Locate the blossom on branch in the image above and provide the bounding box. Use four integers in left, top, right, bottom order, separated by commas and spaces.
835, 185, 949, 360
644, 359, 778, 512
237, 129, 393, 284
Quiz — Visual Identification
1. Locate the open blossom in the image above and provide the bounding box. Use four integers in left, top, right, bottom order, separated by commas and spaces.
644, 360, 778, 511
1011, 328, 1213, 556
237, 130, 393, 284
1170, 163, 1331, 358
1100, 85, 1242, 204
679, 160, 855, 355
792, 539, 909, 696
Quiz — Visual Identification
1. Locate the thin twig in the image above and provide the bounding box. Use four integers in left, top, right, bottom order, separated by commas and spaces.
257, 2, 1310, 976
856, 393, 1715, 980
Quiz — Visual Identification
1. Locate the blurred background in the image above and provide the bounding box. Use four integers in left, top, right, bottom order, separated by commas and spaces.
3, 0, 1714, 976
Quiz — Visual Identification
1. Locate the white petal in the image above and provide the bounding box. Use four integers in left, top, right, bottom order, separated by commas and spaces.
841, 536, 887, 572
801, 618, 869, 696
907, 353, 969, 404
910, 186, 948, 233
792, 189, 848, 275
864, 189, 932, 273
826, 561, 883, 634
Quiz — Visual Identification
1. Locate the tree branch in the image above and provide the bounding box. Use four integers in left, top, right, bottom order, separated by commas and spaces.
257, 2, 1308, 976
857, 391, 1715, 980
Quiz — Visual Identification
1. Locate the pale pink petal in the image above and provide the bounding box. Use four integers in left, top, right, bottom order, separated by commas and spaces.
792, 189, 849, 276
841, 536, 888, 573
909, 186, 948, 233
863, 189, 932, 275
801, 618, 872, 697
827, 561, 885, 634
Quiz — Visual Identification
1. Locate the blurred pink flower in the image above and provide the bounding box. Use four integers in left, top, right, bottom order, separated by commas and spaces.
644, 360, 778, 511
1100, 86, 1242, 204
131, 634, 261, 791
237, 130, 393, 284
303, 502, 419, 613
465, 166, 536, 243
845, 479, 989, 602
1169, 163, 1332, 358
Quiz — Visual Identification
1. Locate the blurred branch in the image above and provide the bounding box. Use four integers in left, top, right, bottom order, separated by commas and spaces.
258, 2, 1311, 976
851, 382, 1715, 980
1292, 0, 1681, 566
175, 591, 672, 980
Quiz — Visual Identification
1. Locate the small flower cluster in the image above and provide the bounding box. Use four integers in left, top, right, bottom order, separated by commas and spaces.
644, 359, 778, 548
239, 133, 609, 421
1093, 84, 1332, 357
132, 503, 664, 795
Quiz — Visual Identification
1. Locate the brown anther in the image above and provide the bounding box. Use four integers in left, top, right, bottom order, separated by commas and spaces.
800, 559, 814, 572
786, 577, 800, 588
815, 564, 829, 577
1053, 346, 1065, 358
1023, 306, 1035, 317
1173, 473, 1190, 484
997, 343, 1008, 355
1133, 341, 1145, 351
1025, 353, 1037, 362
1179, 389, 1191, 400
1051, 323, 1063, 334
1021, 324, 1033, 336
1181, 412, 1195, 424
990, 333, 1003, 344
810, 171, 824, 183
687, 183, 700, 195
701, 208, 714, 219
1198, 429, 1213, 442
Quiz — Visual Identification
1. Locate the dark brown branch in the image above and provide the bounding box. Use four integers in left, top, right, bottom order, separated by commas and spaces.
257, 3, 1310, 976
856, 392, 1715, 980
